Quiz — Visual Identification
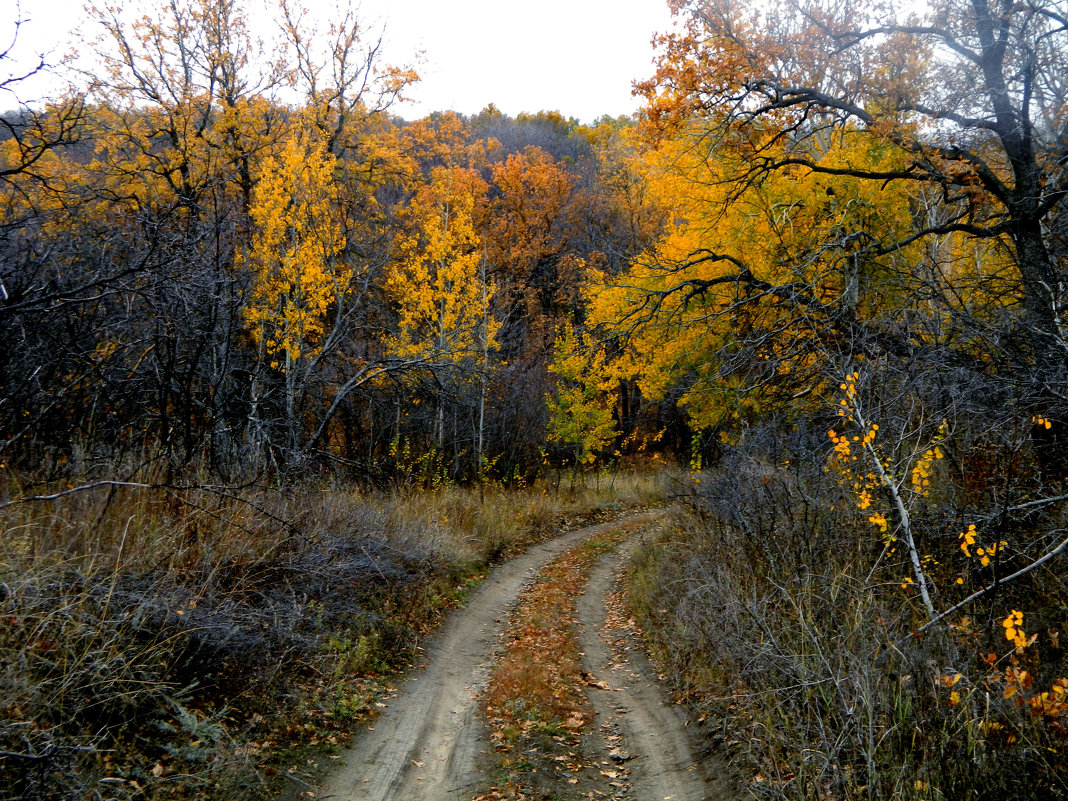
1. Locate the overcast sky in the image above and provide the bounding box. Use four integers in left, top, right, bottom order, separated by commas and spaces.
4, 0, 674, 123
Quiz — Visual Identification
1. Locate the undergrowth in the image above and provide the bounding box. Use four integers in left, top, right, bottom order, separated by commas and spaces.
0, 470, 664, 800
627, 430, 1068, 801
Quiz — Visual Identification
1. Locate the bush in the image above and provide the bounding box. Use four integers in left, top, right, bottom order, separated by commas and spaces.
629, 425, 1068, 801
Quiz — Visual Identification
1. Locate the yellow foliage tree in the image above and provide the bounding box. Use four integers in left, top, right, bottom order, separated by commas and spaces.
547, 323, 618, 467
640, 0, 1066, 333
244, 130, 346, 366
388, 166, 496, 362
582, 123, 932, 432
387, 165, 500, 454
243, 129, 347, 453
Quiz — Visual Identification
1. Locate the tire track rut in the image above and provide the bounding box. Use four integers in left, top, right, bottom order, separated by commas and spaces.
576, 537, 729, 801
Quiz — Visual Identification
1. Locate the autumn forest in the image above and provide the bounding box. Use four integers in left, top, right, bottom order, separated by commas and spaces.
2, 0, 1068, 799
0, 3, 661, 481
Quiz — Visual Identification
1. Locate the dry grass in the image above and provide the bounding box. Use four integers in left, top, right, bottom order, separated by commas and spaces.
0, 469, 665, 800
385, 471, 666, 563
626, 449, 1068, 801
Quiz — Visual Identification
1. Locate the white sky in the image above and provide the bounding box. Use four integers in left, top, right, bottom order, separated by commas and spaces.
3, 0, 675, 123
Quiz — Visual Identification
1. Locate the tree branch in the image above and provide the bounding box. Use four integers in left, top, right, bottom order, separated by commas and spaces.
918, 532, 1068, 633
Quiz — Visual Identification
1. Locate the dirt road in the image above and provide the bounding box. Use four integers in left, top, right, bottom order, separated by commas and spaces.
576, 537, 730, 801
318, 511, 725, 801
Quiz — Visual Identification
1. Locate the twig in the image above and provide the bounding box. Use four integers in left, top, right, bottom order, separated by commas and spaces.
281, 770, 316, 789
0, 480, 294, 531
999, 493, 1068, 515
917, 533, 1068, 634
0, 481, 151, 509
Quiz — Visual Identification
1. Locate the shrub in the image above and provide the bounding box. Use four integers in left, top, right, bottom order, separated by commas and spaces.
629, 425, 1068, 800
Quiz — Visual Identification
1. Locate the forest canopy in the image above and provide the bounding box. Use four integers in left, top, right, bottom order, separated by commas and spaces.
0, 0, 671, 483
0, 0, 1065, 486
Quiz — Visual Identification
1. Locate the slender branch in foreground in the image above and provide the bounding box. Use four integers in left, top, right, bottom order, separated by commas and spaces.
0, 481, 294, 531
0, 481, 152, 509
918, 533, 1068, 634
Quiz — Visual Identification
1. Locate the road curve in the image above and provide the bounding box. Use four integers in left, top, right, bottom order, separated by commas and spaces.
317, 511, 664, 801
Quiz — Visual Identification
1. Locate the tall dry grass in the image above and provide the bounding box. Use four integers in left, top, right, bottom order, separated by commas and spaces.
0, 468, 665, 800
